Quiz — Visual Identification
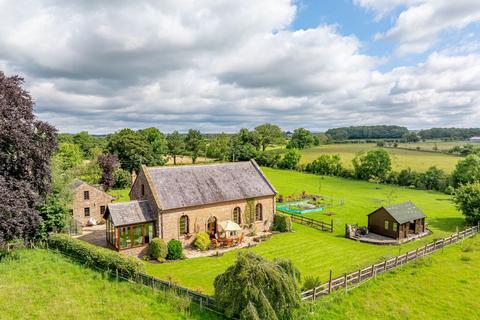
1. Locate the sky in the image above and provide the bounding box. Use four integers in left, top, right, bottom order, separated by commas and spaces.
0, 0, 480, 134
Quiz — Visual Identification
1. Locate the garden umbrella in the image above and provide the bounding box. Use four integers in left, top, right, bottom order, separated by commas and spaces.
218, 220, 242, 237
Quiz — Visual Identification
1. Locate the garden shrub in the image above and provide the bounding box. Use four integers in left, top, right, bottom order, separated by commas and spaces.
272, 215, 292, 232
193, 232, 211, 251
148, 237, 167, 260
302, 275, 322, 291
167, 239, 183, 260
48, 233, 144, 277
214, 252, 301, 319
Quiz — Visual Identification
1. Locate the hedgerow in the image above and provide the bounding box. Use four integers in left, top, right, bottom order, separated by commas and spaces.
48, 233, 144, 277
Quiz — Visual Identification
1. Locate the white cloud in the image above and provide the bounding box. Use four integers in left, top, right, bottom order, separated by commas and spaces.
0, 0, 479, 133
367, 0, 480, 54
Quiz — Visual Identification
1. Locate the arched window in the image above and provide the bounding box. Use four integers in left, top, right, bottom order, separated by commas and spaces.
179, 215, 189, 235
255, 203, 263, 221
233, 207, 241, 224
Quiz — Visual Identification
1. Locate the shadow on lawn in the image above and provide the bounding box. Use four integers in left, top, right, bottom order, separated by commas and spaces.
428, 217, 465, 233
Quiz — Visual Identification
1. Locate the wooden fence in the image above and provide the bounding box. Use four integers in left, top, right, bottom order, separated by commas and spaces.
279, 212, 334, 232
302, 225, 479, 301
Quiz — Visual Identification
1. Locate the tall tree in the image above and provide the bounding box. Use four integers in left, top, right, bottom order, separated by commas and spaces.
138, 127, 168, 166
287, 128, 314, 149
206, 133, 230, 160
98, 154, 120, 191
185, 129, 205, 164
214, 252, 301, 319
353, 149, 392, 181
55, 142, 83, 170
453, 182, 480, 225
0, 72, 57, 243
254, 123, 284, 151
452, 154, 480, 186
166, 131, 185, 165
72, 131, 96, 158
106, 128, 151, 173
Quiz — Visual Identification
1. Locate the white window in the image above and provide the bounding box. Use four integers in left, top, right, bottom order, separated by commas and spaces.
384, 220, 389, 230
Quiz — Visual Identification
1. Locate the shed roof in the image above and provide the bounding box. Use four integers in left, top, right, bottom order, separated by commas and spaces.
145, 160, 276, 210
369, 201, 426, 224
104, 201, 155, 226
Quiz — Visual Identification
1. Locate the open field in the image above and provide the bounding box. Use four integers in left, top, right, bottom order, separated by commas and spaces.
299, 235, 480, 320
145, 168, 464, 294
166, 156, 214, 165
397, 140, 468, 152
299, 143, 462, 172
0, 249, 216, 320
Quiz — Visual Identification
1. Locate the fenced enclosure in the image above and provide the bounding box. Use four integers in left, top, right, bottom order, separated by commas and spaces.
279, 211, 334, 232
42, 245, 227, 318
302, 225, 479, 301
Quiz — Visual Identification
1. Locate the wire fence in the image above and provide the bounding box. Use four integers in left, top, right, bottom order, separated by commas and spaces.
39, 245, 229, 318
301, 224, 479, 301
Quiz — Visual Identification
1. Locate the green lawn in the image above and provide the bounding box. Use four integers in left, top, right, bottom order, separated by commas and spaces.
145, 168, 465, 294
0, 249, 217, 320
299, 143, 462, 173
298, 235, 480, 320
109, 188, 131, 202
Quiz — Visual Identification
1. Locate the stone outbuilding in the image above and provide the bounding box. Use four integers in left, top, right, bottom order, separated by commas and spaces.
367, 201, 426, 240
104, 160, 277, 251
70, 180, 114, 226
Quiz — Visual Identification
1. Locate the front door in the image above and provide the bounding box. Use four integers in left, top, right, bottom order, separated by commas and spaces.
207, 216, 217, 239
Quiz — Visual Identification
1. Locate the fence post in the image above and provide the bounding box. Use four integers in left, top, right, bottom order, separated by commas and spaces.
415, 248, 419, 259
115, 269, 119, 281
371, 264, 374, 278
357, 269, 361, 283
328, 270, 333, 294
344, 274, 347, 293
331, 220, 334, 232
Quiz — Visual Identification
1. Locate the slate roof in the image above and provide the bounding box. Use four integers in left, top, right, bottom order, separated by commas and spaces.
69, 179, 85, 190
105, 201, 155, 226
69, 179, 115, 200
369, 201, 426, 224
146, 160, 277, 210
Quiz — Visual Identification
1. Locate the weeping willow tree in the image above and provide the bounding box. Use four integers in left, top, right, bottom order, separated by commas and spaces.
214, 252, 301, 319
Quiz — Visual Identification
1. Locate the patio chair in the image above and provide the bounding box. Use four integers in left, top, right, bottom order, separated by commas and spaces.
211, 239, 220, 249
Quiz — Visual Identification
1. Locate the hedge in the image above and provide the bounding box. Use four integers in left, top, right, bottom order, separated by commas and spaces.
272, 215, 292, 232
48, 233, 144, 277
149, 237, 167, 261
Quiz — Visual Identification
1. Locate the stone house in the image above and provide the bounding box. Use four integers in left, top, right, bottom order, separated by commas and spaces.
103, 160, 277, 251
367, 201, 426, 240
70, 180, 114, 226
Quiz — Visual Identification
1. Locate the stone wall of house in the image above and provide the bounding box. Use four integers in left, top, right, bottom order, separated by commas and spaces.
129, 166, 162, 237
160, 195, 275, 244
72, 184, 113, 226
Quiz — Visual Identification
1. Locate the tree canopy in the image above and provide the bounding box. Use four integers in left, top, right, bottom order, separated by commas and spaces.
452, 154, 480, 186
185, 129, 205, 163
214, 252, 301, 320
0, 72, 57, 243
254, 123, 283, 151
453, 182, 480, 225
166, 131, 185, 165
287, 128, 314, 149
326, 125, 409, 140
106, 128, 151, 172
353, 149, 392, 181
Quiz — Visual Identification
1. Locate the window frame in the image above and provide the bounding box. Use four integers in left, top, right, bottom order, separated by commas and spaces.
179, 215, 189, 235
255, 203, 263, 221
84, 207, 90, 217
100, 205, 106, 216
384, 220, 389, 230
83, 190, 90, 200
392, 222, 398, 232
233, 207, 241, 225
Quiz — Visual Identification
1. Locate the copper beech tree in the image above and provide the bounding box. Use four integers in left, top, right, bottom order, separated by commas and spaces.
0, 72, 57, 243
